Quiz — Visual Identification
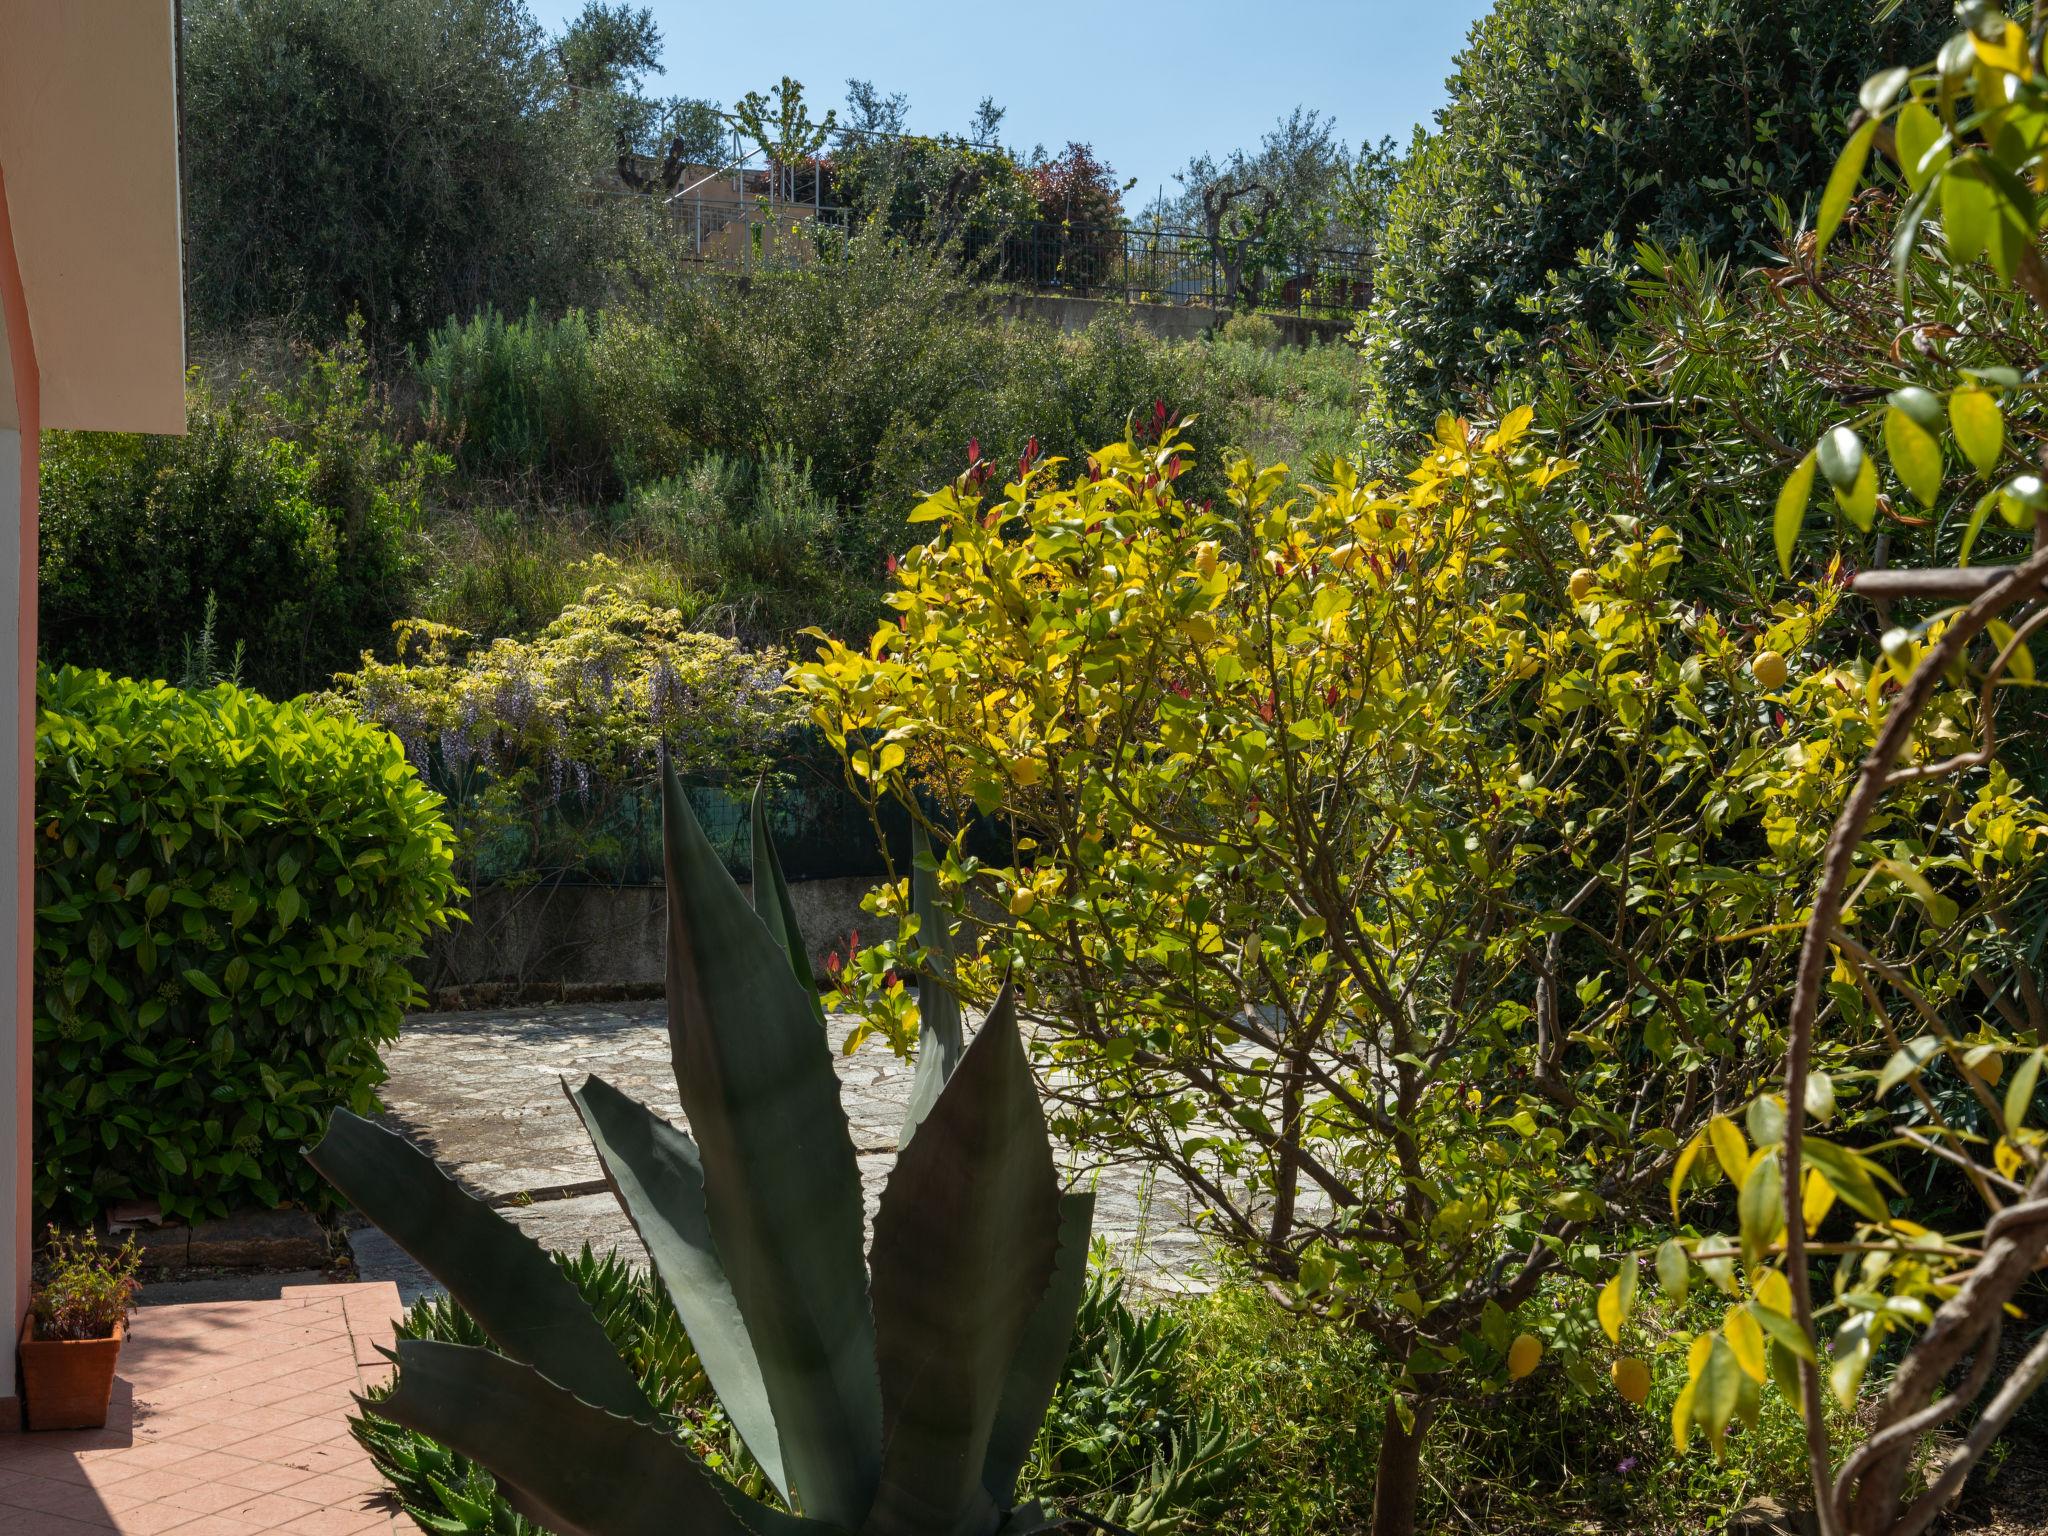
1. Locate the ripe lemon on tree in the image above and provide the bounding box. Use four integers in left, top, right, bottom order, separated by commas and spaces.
1568, 567, 1596, 602
1750, 649, 1789, 690
1611, 1357, 1652, 1405
1507, 1333, 1544, 1380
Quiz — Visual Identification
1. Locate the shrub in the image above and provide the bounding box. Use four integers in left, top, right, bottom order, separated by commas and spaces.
796, 424, 2038, 1533
1216, 311, 1282, 350
181, 0, 628, 345
831, 133, 1040, 251
1357, 0, 1948, 431
417, 306, 612, 492
38, 331, 438, 698
626, 449, 864, 642
331, 582, 802, 884
33, 667, 462, 1224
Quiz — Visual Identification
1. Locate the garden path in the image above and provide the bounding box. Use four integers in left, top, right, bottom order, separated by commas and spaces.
351, 1002, 1215, 1304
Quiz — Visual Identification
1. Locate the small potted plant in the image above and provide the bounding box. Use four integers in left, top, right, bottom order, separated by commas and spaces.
16, 1226, 141, 1430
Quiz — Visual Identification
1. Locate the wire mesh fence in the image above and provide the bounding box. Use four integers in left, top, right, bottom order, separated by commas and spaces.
637, 190, 1373, 318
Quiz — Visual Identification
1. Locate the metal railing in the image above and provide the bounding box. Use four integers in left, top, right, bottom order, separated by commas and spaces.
640, 190, 1373, 318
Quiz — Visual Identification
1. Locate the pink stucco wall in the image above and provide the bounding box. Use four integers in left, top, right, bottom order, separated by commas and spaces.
0, 161, 41, 1432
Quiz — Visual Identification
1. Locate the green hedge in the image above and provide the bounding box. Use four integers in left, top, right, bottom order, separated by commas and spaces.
33, 667, 462, 1223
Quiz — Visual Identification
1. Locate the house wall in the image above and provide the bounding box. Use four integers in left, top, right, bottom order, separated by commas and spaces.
0, 162, 41, 1429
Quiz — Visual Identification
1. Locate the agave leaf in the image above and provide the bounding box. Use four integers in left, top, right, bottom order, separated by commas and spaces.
661, 763, 883, 1526
865, 984, 1063, 1536
369, 1340, 822, 1536
566, 1073, 789, 1502
306, 1110, 650, 1422
981, 1191, 1095, 1510
751, 779, 823, 1026
900, 821, 966, 1147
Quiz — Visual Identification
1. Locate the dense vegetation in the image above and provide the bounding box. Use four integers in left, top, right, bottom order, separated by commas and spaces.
40, 330, 436, 697
1357, 0, 1951, 429
31, 0, 2048, 1531
33, 668, 460, 1223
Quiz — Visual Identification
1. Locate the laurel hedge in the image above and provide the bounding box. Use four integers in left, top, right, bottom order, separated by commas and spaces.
32, 667, 462, 1223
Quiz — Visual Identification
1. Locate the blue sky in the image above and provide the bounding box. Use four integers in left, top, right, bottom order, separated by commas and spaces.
527, 0, 1494, 208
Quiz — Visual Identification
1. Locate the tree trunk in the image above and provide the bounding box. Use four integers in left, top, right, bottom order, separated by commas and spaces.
1371, 1397, 1433, 1536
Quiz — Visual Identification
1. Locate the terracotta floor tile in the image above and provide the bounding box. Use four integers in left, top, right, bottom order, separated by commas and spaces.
0, 1473, 122, 1522
87, 1468, 199, 1504
80, 1503, 194, 1535
212, 1459, 318, 1495
278, 1506, 393, 1536
0, 1286, 405, 1536
212, 1489, 324, 1527
0, 1512, 125, 1535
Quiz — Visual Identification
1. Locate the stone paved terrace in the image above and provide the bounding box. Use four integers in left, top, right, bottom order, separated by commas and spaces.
0, 1282, 416, 1534
354, 1001, 1214, 1301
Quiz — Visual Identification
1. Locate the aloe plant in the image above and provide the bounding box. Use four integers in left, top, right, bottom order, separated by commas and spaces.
308, 765, 1094, 1536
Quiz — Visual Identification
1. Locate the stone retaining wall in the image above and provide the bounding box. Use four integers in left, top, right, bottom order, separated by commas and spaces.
426, 876, 877, 989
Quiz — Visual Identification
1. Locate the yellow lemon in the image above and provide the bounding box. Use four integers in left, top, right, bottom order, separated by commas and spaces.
1568, 567, 1596, 602
1507, 1333, 1543, 1381
1195, 541, 1221, 579
1007, 886, 1037, 917
1611, 1356, 1652, 1405
1750, 649, 1789, 690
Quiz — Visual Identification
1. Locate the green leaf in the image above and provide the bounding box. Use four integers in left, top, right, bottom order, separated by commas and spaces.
1547, 1188, 1606, 1222
1944, 156, 1997, 264
2005, 1049, 2043, 1131
565, 1074, 788, 1503
1803, 1071, 1838, 1124
1891, 179, 1937, 308
1748, 1301, 1817, 1365
1837, 456, 1879, 532
1697, 1337, 1744, 1458
1598, 1259, 1637, 1343
901, 822, 965, 1148
305, 1110, 652, 1423
1859, 66, 1910, 115
1878, 1034, 1942, 1098
1738, 1150, 1784, 1263
1952, 386, 2005, 475
660, 764, 882, 1526
371, 1341, 805, 1536
1801, 1137, 1893, 1224
1817, 118, 1878, 255
1884, 407, 1944, 508
1816, 426, 1866, 492
865, 984, 1064, 1536
1745, 1095, 1785, 1150
1895, 101, 1946, 191
1775, 453, 1817, 577
1961, 490, 2000, 564
1830, 1314, 1873, 1410
1656, 1237, 1690, 1303
182, 967, 222, 1000
982, 1191, 1096, 1509
749, 780, 821, 1027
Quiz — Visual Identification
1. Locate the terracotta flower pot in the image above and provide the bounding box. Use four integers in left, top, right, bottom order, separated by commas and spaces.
17, 1315, 125, 1431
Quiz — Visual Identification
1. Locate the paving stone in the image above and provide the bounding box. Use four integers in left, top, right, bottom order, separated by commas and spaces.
366, 1002, 1217, 1296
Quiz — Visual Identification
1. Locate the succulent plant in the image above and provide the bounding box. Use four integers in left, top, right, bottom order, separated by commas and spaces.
307, 765, 1093, 1536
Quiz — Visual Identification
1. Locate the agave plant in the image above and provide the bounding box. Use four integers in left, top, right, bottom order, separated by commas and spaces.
309, 769, 1095, 1536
